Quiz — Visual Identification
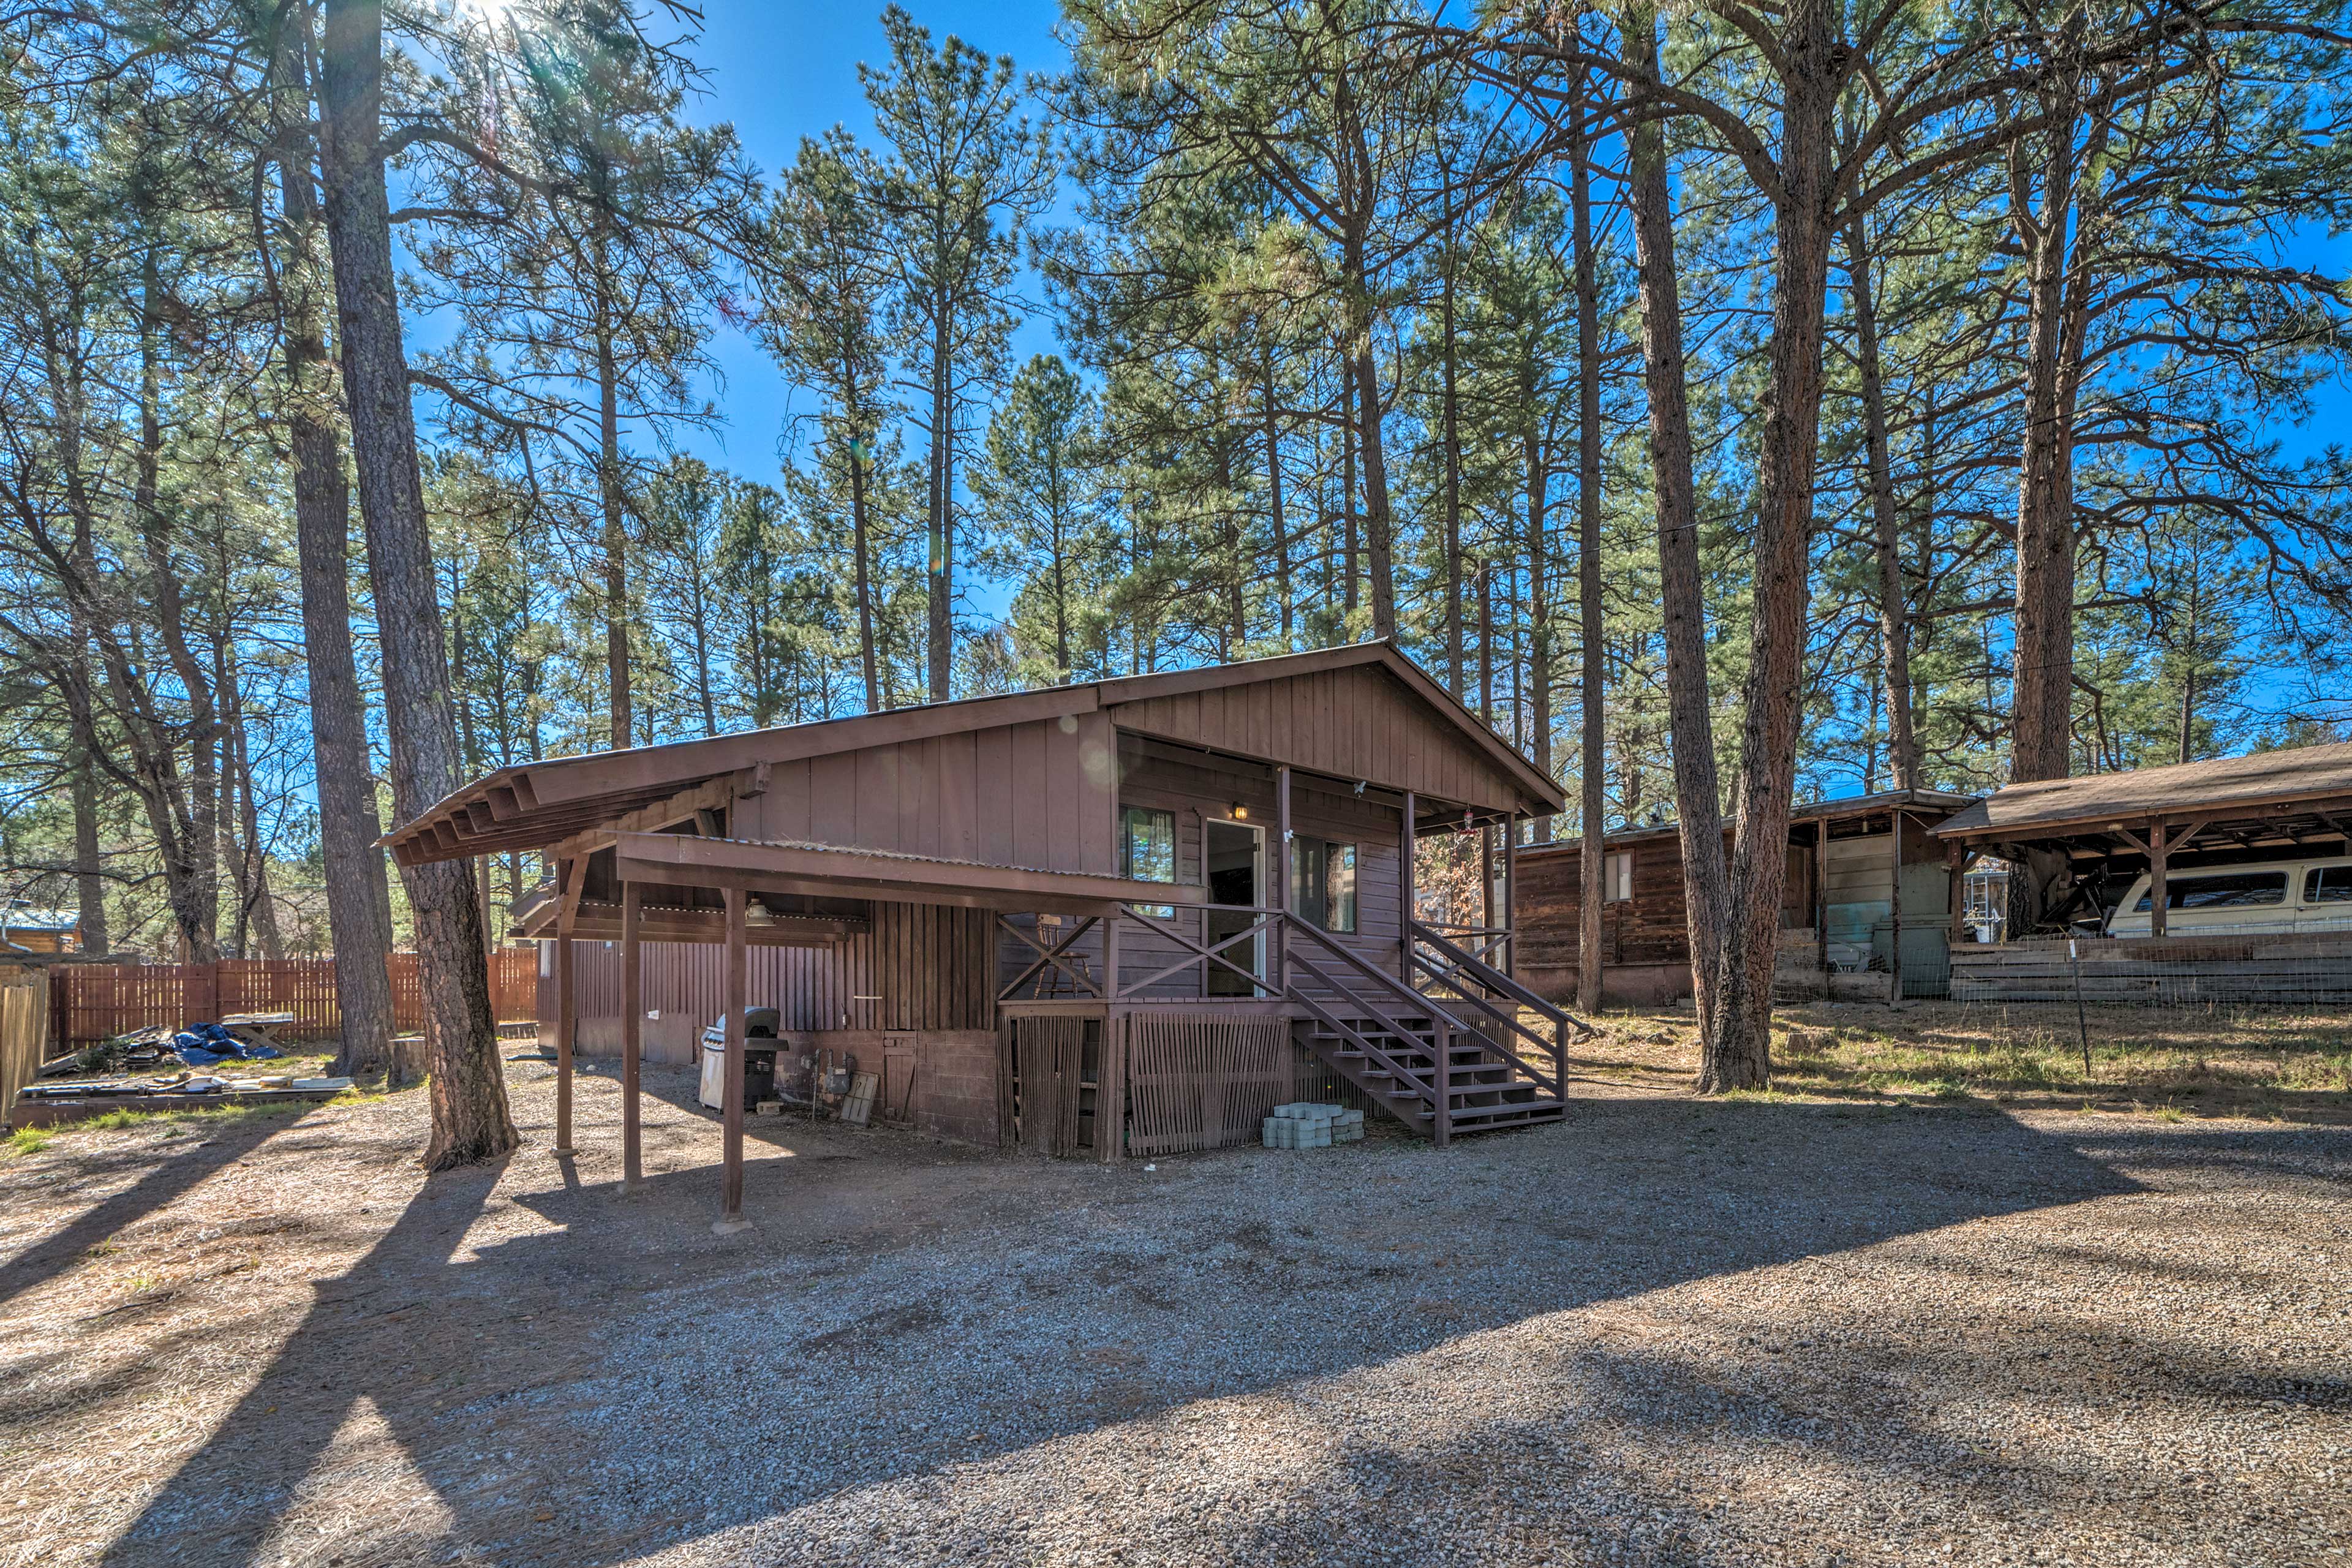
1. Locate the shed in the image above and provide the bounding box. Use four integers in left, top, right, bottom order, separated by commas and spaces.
384, 642, 1581, 1227
1512, 789, 1981, 1004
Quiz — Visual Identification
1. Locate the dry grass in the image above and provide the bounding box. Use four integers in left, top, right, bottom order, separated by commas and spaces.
1569, 1001, 2352, 1120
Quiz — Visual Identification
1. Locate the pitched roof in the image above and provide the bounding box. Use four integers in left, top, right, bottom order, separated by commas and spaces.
1516, 787, 1981, 859
384, 641, 1561, 865
1932, 741, 2352, 842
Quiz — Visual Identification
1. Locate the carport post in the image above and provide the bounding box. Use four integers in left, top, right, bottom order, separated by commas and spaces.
2147, 819, 2169, 939
715, 886, 750, 1233
620, 881, 643, 1192
553, 915, 575, 1156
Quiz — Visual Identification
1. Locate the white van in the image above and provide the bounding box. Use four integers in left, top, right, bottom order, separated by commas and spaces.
2103, 856, 2352, 937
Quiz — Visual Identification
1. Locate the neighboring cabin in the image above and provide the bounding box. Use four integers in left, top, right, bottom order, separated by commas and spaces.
385, 643, 1575, 1223
1, 903, 80, 956
1513, 790, 1981, 1004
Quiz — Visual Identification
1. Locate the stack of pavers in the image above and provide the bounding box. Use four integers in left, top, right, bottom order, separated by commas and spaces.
1262, 1101, 1365, 1149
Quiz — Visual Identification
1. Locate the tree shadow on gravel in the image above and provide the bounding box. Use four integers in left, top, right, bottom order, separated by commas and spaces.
91, 1093, 2348, 1567
0, 1110, 307, 1315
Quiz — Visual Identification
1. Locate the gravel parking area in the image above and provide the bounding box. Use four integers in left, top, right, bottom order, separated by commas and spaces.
3, 1049, 2346, 1567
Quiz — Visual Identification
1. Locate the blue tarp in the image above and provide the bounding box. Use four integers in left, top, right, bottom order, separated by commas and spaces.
170, 1021, 281, 1065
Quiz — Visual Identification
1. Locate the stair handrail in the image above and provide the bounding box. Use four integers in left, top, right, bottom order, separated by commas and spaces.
1411, 918, 1591, 1096
1282, 915, 1558, 1102
1284, 952, 1438, 1102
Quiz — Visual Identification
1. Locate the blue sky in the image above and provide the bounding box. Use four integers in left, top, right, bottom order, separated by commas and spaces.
517, 2, 2350, 756
667, 0, 1071, 489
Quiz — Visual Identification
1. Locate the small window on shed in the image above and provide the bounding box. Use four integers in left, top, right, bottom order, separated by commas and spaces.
1603, 851, 1634, 903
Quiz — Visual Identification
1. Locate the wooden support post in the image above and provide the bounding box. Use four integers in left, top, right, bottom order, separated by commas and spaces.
553, 895, 576, 1157
1096, 1013, 1125, 1165
1887, 811, 1904, 1006
715, 886, 750, 1233
1400, 790, 1417, 984
1431, 1016, 1452, 1149
1946, 844, 1967, 937
1502, 815, 1519, 978
620, 880, 643, 1191
1103, 906, 1120, 999
1814, 824, 1831, 974
2148, 818, 2169, 939
1275, 765, 1293, 994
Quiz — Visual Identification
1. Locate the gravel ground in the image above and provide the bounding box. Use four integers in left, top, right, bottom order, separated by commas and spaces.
2, 1049, 2346, 1567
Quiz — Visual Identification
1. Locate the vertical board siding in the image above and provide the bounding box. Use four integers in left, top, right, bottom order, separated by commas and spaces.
1123, 1016, 1292, 1157
734, 715, 1117, 876
1105, 665, 1526, 815
537, 902, 987, 1041
51, 951, 542, 1049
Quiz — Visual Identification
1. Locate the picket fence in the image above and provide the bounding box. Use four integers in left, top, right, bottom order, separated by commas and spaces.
51, 949, 542, 1050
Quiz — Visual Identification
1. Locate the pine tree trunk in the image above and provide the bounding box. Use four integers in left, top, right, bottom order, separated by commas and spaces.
1263, 356, 1292, 650
69, 693, 108, 955
1845, 215, 1918, 790
271, 10, 396, 1071
1708, 0, 1842, 1093
847, 434, 881, 712
2009, 84, 2082, 788
318, 0, 514, 1165
1572, 89, 1607, 1011
597, 311, 631, 750
135, 246, 223, 962
1626, 3, 1728, 1043
1354, 342, 1397, 641
926, 309, 954, 700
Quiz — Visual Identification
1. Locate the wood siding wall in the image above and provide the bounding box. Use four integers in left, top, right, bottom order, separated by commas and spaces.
543, 901, 987, 1038
734, 710, 1119, 875
1107, 662, 1526, 814
1516, 835, 1813, 972
997, 743, 1409, 1001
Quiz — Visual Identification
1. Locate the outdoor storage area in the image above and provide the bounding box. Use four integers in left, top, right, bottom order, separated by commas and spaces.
1514, 790, 1980, 1005
2, 1039, 2345, 1568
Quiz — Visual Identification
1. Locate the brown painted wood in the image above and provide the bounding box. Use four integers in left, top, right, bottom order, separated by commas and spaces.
2149, 819, 2169, 940
620, 880, 642, 1189
611, 832, 1200, 913
720, 886, 747, 1226
553, 921, 576, 1155
1400, 788, 1417, 981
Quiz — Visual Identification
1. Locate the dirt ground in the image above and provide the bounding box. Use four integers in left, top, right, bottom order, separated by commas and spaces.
2, 1028, 2346, 1567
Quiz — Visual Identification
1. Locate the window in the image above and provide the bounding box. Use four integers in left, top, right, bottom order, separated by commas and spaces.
1291, 837, 1358, 933
2133, 870, 2287, 911
1120, 805, 1176, 918
2305, 865, 2352, 905
1603, 851, 1634, 903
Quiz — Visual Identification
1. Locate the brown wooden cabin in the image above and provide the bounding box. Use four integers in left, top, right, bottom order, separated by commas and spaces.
383, 643, 1574, 1227
1513, 789, 1980, 1005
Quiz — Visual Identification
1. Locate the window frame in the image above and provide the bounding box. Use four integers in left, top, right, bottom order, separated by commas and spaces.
1290, 835, 1360, 934
1602, 851, 1634, 903
2133, 869, 2288, 912
1119, 804, 1178, 919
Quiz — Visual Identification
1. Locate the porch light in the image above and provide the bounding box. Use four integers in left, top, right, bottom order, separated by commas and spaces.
745, 899, 777, 927
1231, 802, 1248, 820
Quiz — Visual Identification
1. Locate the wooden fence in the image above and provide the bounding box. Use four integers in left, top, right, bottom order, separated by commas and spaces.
50, 950, 542, 1049
1, 965, 48, 1119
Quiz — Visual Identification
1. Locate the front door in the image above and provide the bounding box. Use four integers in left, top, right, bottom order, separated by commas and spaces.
1204, 818, 1266, 996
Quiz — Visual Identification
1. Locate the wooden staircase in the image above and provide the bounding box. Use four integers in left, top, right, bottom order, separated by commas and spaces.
1280, 915, 1587, 1145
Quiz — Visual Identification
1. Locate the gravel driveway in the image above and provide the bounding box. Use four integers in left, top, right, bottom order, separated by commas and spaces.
3, 1052, 2345, 1567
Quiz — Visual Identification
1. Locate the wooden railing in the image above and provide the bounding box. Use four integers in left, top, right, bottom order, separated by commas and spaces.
1114, 903, 1284, 999
1409, 918, 1586, 1099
